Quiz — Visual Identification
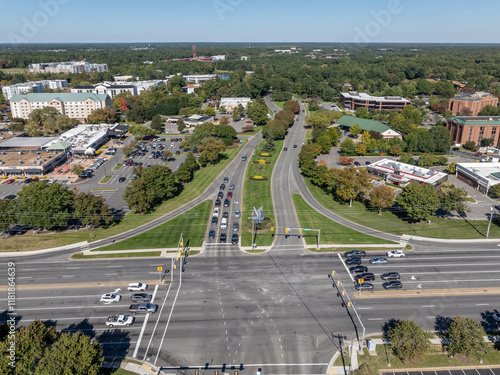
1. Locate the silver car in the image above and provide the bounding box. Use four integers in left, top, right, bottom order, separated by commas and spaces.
233, 222, 239, 232
234, 209, 241, 219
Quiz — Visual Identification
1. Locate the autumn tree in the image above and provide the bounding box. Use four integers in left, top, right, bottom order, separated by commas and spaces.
197, 136, 226, 163
369, 185, 396, 214
396, 183, 440, 222
284, 100, 300, 114
219, 116, 231, 126
87, 107, 117, 124
446, 161, 457, 174
356, 143, 367, 156
338, 156, 354, 166
72, 164, 85, 176
335, 167, 373, 207
350, 123, 362, 137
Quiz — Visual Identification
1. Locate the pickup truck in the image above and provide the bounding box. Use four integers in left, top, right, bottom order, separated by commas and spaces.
130, 293, 153, 303
106, 315, 134, 327
129, 303, 158, 314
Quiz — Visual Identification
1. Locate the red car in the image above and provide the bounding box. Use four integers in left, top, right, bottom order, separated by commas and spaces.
227, 192, 233, 199
246, 120, 252, 123
5, 179, 15, 184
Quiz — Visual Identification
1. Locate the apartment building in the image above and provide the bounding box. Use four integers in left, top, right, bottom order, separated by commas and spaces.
340, 92, 410, 111
446, 116, 500, 147
2, 80, 68, 101
72, 80, 163, 98
29, 61, 108, 74
448, 91, 498, 116
10, 93, 111, 122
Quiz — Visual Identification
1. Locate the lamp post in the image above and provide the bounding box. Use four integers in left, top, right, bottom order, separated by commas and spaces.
487, 205, 494, 238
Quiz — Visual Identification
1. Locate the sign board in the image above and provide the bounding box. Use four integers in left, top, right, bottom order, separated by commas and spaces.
157, 266, 163, 272
253, 206, 264, 223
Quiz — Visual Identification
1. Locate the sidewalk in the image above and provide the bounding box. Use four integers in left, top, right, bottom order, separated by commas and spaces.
82, 247, 201, 257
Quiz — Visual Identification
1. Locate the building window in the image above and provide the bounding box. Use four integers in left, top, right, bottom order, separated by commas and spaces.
478, 126, 485, 142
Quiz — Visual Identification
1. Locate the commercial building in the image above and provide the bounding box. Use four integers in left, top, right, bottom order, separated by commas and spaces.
335, 115, 402, 139
2, 80, 68, 101
10, 93, 111, 122
340, 92, 410, 111
29, 61, 108, 74
446, 116, 500, 147
448, 91, 498, 116
220, 97, 252, 112
456, 162, 500, 194
367, 159, 448, 187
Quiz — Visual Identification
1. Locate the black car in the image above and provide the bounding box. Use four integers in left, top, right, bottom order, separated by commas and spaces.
220, 233, 227, 243
383, 280, 403, 290
346, 257, 362, 265
365, 161, 371, 165
208, 230, 215, 239
293, 144, 297, 148
355, 272, 375, 281
349, 265, 368, 274
119, 177, 126, 183
381, 272, 401, 281
344, 250, 367, 258
211, 216, 218, 225
220, 183, 226, 190
223, 199, 230, 207
223, 177, 229, 183
217, 192, 224, 199
354, 161, 361, 166
231, 233, 238, 244
4, 194, 16, 201
24, 178, 33, 184
215, 199, 221, 207
284, 147, 288, 151
175, 151, 180, 155
354, 283, 374, 291
8, 225, 29, 236
222, 212, 229, 219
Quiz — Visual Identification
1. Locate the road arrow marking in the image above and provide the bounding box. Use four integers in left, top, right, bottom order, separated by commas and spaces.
411, 275, 416, 280
417, 284, 422, 288
112, 288, 121, 293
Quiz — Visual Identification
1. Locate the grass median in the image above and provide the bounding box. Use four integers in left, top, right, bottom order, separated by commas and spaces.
292, 194, 396, 245
1, 141, 246, 252
91, 200, 212, 251
305, 177, 500, 239
241, 140, 283, 247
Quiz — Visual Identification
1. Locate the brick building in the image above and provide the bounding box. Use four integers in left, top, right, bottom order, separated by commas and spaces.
446, 116, 500, 147
448, 91, 498, 116
340, 92, 410, 112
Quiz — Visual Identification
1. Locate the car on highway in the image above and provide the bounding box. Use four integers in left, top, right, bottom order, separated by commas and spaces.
5, 179, 15, 184
284, 147, 288, 151
354, 161, 361, 166
241, 155, 247, 161
224, 198, 230, 207
370, 257, 388, 264
344, 250, 367, 258
293, 144, 297, 148
215, 199, 221, 207
349, 265, 368, 274
381, 272, 401, 280
232, 233, 238, 244
217, 192, 224, 199
220, 233, 227, 243
211, 216, 218, 225
100, 293, 121, 304
354, 283, 374, 291
383, 280, 403, 290
129, 303, 158, 314
233, 222, 239, 232
131, 293, 153, 303
365, 161, 371, 165
220, 183, 226, 190
119, 177, 126, 183
355, 272, 375, 281
127, 282, 148, 291
208, 230, 215, 239
387, 250, 405, 258
106, 314, 134, 327
222, 212, 229, 219
4, 194, 16, 201
227, 192, 233, 198
229, 183, 235, 190
223, 176, 229, 183
213, 207, 220, 217
346, 257, 362, 265
234, 209, 241, 218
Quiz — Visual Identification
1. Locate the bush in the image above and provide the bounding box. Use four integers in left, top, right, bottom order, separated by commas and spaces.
258, 152, 272, 157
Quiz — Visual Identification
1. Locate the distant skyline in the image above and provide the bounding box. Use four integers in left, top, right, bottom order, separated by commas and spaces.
1, 0, 500, 44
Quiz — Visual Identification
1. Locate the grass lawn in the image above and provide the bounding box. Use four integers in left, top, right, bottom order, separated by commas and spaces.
305, 178, 500, 239
100, 175, 111, 183
274, 101, 285, 109
91, 200, 212, 251
100, 368, 138, 375
292, 195, 396, 245
338, 344, 500, 374
241, 140, 283, 247
72, 251, 161, 259
1, 142, 246, 252
112, 164, 122, 170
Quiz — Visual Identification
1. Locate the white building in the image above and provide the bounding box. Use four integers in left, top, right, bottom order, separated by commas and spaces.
183, 74, 217, 84
456, 162, 500, 194
114, 75, 134, 82
210, 55, 226, 61
10, 93, 111, 122
367, 159, 448, 187
2, 80, 68, 101
71, 80, 163, 98
29, 61, 108, 74
220, 97, 252, 112
54, 123, 117, 156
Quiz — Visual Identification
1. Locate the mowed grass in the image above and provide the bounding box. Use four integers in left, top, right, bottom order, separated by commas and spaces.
0, 142, 246, 252
72, 251, 161, 259
305, 177, 500, 239
91, 200, 212, 251
241, 140, 283, 247
292, 195, 396, 245
273, 101, 285, 109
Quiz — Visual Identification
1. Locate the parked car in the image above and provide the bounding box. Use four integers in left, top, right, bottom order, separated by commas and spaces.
119, 177, 126, 183
5, 179, 15, 184
355, 272, 375, 281
381, 272, 401, 280
365, 161, 371, 165
354, 283, 374, 291
233, 222, 239, 232
208, 230, 215, 239
346, 257, 362, 265
8, 225, 29, 235
349, 265, 368, 274
127, 282, 148, 291
383, 280, 403, 290
354, 161, 361, 166
370, 257, 388, 265
344, 250, 367, 258
387, 250, 405, 258
100, 293, 121, 304
4, 194, 16, 201
222, 211, 229, 219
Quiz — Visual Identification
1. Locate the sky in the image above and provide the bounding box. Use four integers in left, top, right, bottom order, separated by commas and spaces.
1, 0, 500, 44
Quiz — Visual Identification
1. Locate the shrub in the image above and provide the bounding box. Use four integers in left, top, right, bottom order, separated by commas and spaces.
250, 175, 268, 181
258, 152, 272, 157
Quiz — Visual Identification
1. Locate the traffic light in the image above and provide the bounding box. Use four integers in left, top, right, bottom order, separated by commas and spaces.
285, 227, 289, 233
347, 301, 351, 307
331, 270, 335, 276
299, 228, 303, 234
271, 226, 274, 232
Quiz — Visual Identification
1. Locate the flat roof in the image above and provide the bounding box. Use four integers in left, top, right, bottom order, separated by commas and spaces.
10, 92, 108, 102
370, 158, 447, 184
0, 137, 56, 148
0, 131, 25, 144
0, 149, 64, 168
341, 92, 410, 103
450, 116, 500, 125
457, 162, 500, 188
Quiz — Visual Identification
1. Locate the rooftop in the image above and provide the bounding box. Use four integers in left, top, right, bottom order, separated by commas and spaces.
370, 158, 447, 185
341, 92, 410, 103
10, 93, 109, 102
450, 116, 500, 126
0, 136, 56, 149
457, 162, 500, 189
335, 115, 398, 134
452, 91, 497, 101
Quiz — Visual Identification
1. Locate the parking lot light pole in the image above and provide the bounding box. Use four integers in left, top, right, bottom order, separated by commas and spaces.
487, 205, 494, 238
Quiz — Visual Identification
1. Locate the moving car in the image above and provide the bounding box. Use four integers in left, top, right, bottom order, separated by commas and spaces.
106, 315, 134, 327
127, 282, 148, 291
229, 183, 235, 190
233, 222, 239, 232
365, 161, 371, 165
211, 216, 218, 225
349, 265, 368, 274
213, 207, 220, 217
234, 209, 241, 218
215, 199, 221, 207
208, 230, 215, 239
227, 192, 233, 199
241, 155, 247, 161
131, 293, 153, 303
354, 283, 374, 291
284, 147, 288, 151
381, 272, 401, 280
346, 257, 362, 265
222, 212, 229, 219
220, 183, 226, 190
344, 250, 367, 258
100, 293, 121, 304
293, 144, 297, 148
217, 192, 224, 199
223, 176, 229, 183
370, 257, 388, 265
387, 250, 405, 258
119, 177, 126, 183
129, 303, 158, 314
383, 280, 403, 290
223, 198, 230, 207
355, 272, 375, 281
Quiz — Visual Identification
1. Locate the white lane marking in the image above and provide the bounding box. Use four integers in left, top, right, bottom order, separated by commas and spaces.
18, 277, 32, 279
337, 253, 354, 282
357, 307, 373, 310
368, 318, 383, 321
133, 284, 160, 358
108, 266, 123, 268
421, 305, 436, 308
62, 275, 74, 278
105, 274, 118, 276
65, 267, 80, 269
476, 303, 490, 306
21, 269, 38, 271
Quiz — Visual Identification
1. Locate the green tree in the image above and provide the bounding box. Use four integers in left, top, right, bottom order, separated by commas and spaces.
369, 185, 396, 214
73, 191, 112, 228
356, 143, 367, 156
183, 152, 200, 172
355, 107, 369, 119
129, 124, 157, 139
308, 100, 321, 111
481, 138, 494, 147
72, 164, 85, 176
438, 185, 469, 217
197, 136, 226, 163
490, 184, 500, 197
247, 98, 269, 125
262, 120, 287, 140
316, 134, 333, 154
339, 138, 356, 154
350, 124, 362, 137
274, 110, 295, 126
87, 107, 117, 124
448, 316, 489, 360
174, 162, 193, 183
150, 114, 163, 131
446, 161, 457, 174
261, 138, 276, 152
417, 153, 438, 168
204, 106, 216, 117
387, 320, 432, 364
335, 167, 372, 207
463, 141, 477, 151
396, 183, 440, 222
0, 199, 14, 232
177, 119, 186, 132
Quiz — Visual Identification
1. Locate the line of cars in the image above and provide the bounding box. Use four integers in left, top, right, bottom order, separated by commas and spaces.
211, 177, 239, 244
344, 250, 406, 291
79, 157, 107, 179
101, 282, 158, 327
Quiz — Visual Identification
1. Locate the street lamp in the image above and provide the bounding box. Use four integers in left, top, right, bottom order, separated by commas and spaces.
487, 205, 494, 238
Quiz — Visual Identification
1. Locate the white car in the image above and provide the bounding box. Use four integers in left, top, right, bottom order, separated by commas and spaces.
213, 207, 220, 217
100, 293, 121, 304
47, 179, 57, 184
127, 282, 148, 291
387, 250, 405, 258
106, 314, 134, 327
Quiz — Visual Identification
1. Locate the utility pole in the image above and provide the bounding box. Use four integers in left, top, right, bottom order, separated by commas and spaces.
487, 205, 494, 238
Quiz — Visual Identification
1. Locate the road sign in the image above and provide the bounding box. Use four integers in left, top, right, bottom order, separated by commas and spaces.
358, 279, 364, 284
157, 266, 163, 272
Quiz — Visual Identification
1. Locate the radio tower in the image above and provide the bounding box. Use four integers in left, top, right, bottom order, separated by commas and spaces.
192, 45, 197, 60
